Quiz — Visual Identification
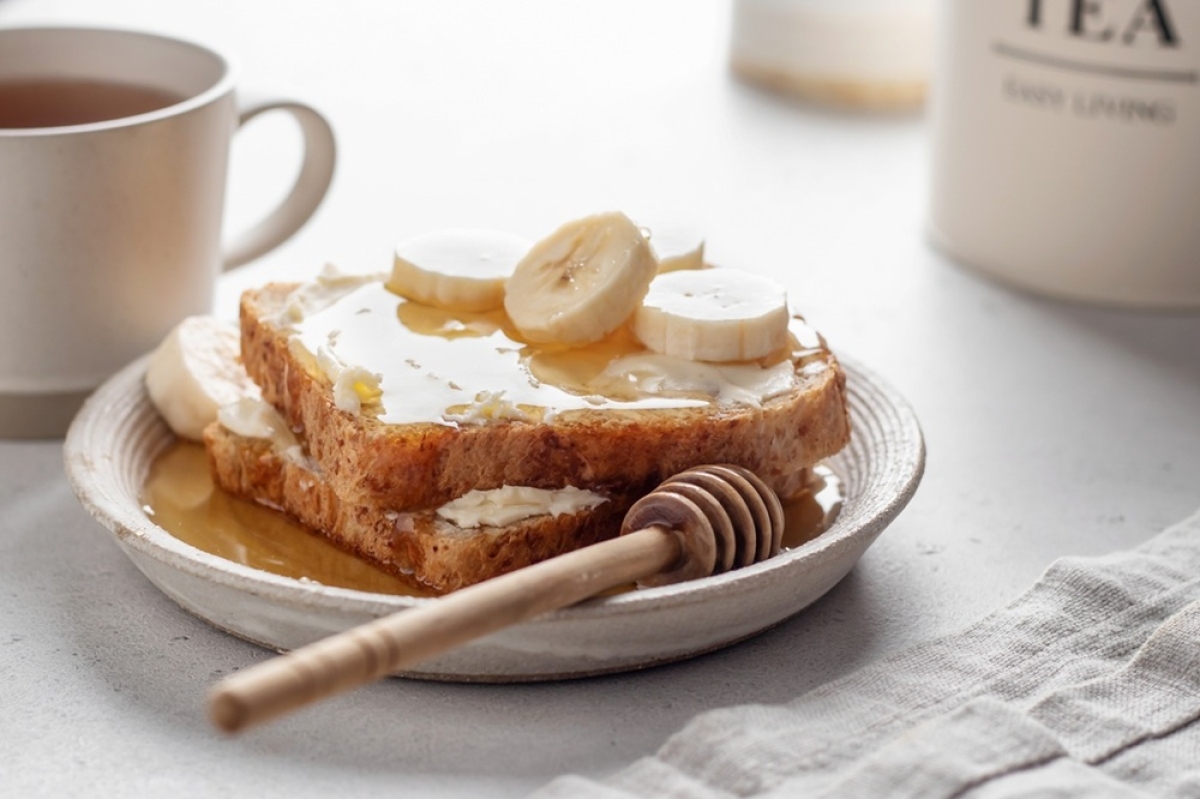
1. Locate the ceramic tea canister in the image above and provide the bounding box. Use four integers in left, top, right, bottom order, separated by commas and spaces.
929, 0, 1200, 307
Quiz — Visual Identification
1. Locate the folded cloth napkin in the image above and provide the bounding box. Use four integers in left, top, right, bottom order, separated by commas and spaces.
534, 508, 1200, 798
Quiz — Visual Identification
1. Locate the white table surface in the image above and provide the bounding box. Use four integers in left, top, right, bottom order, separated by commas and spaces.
3, 1, 1199, 796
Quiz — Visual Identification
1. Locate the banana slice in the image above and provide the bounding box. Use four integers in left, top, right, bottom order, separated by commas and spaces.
388, 229, 531, 312
504, 212, 657, 345
646, 223, 706, 272
633, 268, 790, 362
145, 315, 259, 441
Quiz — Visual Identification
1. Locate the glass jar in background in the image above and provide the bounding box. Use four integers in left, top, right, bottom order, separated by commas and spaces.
729, 0, 934, 110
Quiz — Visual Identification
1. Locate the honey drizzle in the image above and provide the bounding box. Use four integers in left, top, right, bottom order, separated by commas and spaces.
140, 443, 432, 597
288, 280, 834, 426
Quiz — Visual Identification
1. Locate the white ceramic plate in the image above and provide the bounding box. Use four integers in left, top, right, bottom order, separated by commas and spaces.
64, 355, 924, 682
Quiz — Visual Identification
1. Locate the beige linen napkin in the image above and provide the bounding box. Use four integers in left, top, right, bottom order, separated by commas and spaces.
535, 508, 1200, 798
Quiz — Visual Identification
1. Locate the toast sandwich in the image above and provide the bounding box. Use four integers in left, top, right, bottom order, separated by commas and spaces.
199, 214, 851, 593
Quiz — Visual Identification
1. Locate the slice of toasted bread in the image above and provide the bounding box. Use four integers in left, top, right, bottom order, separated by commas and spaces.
239, 281, 851, 512
204, 421, 633, 594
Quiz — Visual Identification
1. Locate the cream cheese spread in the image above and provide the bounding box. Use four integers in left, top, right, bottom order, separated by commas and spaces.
217, 397, 309, 466
314, 340, 383, 415
436, 485, 609, 528
279, 264, 387, 325
597, 352, 798, 408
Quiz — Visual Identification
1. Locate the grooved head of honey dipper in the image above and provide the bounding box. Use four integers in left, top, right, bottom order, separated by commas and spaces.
621, 490, 716, 587
691, 465, 784, 560
620, 464, 784, 588
662, 470, 751, 571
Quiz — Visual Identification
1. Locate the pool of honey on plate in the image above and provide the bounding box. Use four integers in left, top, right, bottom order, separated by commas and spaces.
141, 443, 435, 597
140, 442, 843, 597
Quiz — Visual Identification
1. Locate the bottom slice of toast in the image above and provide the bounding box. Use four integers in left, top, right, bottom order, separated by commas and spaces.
204, 421, 634, 594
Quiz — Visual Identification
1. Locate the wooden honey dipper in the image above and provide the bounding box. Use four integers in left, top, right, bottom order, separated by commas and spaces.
207, 464, 784, 733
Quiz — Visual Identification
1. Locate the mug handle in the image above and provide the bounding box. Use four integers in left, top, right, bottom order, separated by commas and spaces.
222, 100, 337, 270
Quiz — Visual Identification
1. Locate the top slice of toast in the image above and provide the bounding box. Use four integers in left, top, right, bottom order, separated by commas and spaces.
239, 279, 851, 512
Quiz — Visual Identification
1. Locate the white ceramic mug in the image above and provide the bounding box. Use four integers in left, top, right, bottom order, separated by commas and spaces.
0, 26, 336, 437
928, 1, 1200, 308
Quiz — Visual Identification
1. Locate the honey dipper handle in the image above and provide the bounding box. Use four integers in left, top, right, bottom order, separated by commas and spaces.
207, 526, 681, 733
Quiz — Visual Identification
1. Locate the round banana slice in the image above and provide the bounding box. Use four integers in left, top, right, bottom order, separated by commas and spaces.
633, 268, 790, 362
145, 315, 260, 441
389, 229, 532, 312
504, 212, 657, 345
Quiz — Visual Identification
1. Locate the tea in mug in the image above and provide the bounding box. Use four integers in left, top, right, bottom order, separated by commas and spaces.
0, 78, 184, 128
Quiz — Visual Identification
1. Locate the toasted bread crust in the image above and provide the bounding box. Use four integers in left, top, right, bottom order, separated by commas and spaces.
204, 423, 630, 594
240, 283, 851, 511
